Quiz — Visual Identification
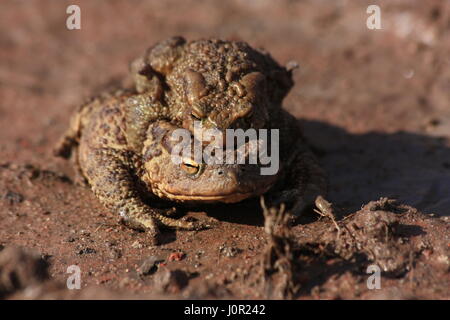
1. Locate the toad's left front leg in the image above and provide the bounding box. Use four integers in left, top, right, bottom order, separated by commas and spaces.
268, 149, 334, 218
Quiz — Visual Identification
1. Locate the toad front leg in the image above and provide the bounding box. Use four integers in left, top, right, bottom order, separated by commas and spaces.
268, 149, 334, 219
81, 148, 200, 244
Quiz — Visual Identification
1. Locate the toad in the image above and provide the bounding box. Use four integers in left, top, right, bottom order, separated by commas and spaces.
55, 38, 332, 244
127, 36, 295, 150
55, 91, 283, 242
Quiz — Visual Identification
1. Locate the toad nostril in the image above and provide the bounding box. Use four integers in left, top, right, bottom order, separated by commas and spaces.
218, 170, 223, 175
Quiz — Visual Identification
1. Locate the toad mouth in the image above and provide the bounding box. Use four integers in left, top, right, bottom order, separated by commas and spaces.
156, 184, 273, 203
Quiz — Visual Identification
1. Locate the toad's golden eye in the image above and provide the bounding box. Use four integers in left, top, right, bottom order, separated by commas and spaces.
191, 112, 202, 120
181, 160, 200, 175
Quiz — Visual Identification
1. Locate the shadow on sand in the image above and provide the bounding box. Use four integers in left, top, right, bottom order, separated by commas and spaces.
204, 119, 450, 227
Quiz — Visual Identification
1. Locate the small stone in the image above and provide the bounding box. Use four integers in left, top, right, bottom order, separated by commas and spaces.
4, 191, 24, 205
109, 248, 122, 259
137, 256, 163, 276
168, 252, 185, 261
78, 248, 96, 255
0, 247, 49, 297
80, 230, 90, 236
219, 244, 241, 258
131, 240, 143, 249
154, 269, 189, 293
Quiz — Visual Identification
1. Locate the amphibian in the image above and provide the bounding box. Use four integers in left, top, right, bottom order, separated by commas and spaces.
55, 38, 332, 244
54, 91, 280, 243
127, 36, 295, 150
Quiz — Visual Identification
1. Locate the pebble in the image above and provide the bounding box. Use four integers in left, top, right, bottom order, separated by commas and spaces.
137, 256, 163, 276
154, 269, 189, 293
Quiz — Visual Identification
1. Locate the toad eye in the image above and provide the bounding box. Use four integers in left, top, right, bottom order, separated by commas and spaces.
181, 159, 200, 175
191, 112, 202, 121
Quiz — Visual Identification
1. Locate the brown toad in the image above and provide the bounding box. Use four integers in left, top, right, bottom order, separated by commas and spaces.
55, 39, 332, 244
55, 91, 281, 242
127, 36, 295, 150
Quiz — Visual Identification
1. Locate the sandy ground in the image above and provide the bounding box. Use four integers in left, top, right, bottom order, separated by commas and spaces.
0, 0, 449, 299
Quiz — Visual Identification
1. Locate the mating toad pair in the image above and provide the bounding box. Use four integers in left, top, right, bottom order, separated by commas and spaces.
55, 37, 332, 243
